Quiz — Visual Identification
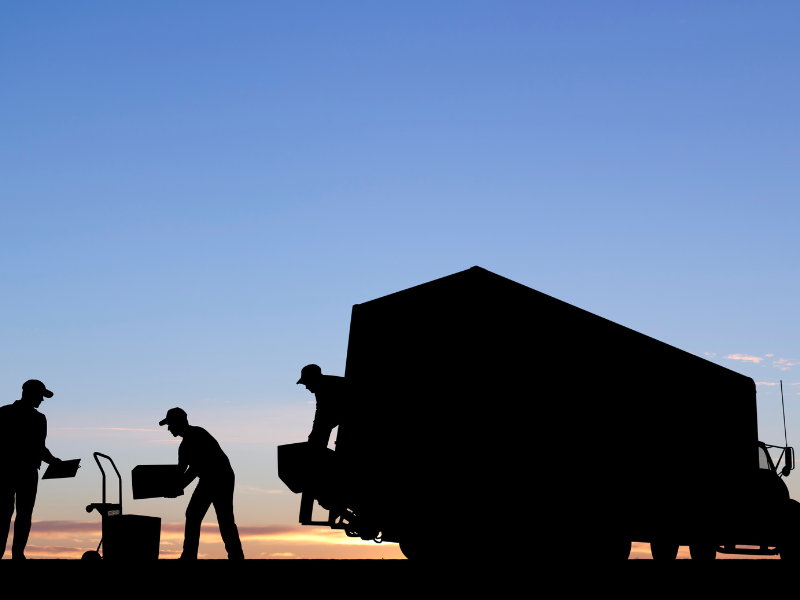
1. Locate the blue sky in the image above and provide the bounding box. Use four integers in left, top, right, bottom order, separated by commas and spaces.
2, 1, 800, 557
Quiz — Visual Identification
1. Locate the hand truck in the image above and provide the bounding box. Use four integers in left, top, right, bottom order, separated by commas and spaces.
81, 452, 161, 561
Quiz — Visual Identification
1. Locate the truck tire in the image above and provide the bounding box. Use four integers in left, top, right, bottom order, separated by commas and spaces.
780, 499, 800, 561
650, 541, 679, 561
689, 543, 716, 561
400, 538, 432, 561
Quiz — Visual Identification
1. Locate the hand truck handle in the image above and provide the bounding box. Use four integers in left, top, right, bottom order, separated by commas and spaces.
93, 452, 122, 515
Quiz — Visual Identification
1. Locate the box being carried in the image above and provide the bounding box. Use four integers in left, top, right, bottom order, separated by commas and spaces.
132, 464, 185, 500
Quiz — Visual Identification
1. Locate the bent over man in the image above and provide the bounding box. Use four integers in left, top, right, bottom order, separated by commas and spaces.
160, 407, 244, 560
0, 380, 63, 560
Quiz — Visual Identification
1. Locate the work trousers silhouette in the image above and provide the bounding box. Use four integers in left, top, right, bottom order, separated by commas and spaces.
183, 472, 244, 559
0, 468, 38, 558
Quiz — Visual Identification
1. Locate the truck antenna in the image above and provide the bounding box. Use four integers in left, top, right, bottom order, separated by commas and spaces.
782, 380, 788, 448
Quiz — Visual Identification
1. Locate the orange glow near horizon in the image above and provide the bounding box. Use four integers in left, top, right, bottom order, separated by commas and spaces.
3, 521, 405, 560
631, 542, 779, 560
4, 521, 785, 560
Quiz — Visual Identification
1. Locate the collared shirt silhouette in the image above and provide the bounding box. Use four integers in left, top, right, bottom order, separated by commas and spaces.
0, 380, 62, 560
159, 407, 244, 560
297, 364, 347, 447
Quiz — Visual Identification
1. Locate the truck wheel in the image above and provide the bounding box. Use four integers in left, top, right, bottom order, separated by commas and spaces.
780, 499, 800, 560
81, 550, 102, 561
650, 541, 679, 560
400, 538, 430, 561
689, 543, 716, 561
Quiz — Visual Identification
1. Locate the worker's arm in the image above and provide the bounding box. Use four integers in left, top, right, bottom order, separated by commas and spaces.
165, 460, 197, 498
308, 406, 339, 447
41, 447, 61, 464
40, 416, 61, 464
180, 466, 198, 490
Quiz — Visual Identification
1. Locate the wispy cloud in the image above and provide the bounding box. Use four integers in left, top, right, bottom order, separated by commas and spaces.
725, 354, 764, 364
2, 544, 92, 559
774, 358, 799, 371
766, 353, 775, 357
53, 427, 162, 432
704, 352, 717, 357
756, 382, 779, 386
17, 521, 101, 539
237, 486, 285, 495
269, 552, 296, 557
149, 523, 366, 546
22, 520, 363, 546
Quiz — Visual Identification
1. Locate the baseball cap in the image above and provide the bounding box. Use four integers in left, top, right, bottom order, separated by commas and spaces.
297, 364, 322, 385
159, 407, 188, 426
22, 380, 53, 398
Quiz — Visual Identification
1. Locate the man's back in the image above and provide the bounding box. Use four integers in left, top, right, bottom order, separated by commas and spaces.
315, 375, 346, 406
0, 402, 47, 470
178, 425, 232, 479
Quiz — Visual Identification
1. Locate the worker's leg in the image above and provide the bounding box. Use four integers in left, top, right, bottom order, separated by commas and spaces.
182, 480, 212, 560
11, 469, 38, 559
0, 476, 17, 559
211, 473, 244, 560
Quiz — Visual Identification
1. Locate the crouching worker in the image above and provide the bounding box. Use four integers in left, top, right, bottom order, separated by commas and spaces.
159, 407, 244, 560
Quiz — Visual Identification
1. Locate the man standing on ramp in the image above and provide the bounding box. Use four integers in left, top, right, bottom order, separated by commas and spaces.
0, 380, 63, 560
160, 407, 245, 560
297, 364, 347, 448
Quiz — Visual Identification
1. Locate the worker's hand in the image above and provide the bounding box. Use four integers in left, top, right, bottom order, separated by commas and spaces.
164, 487, 182, 498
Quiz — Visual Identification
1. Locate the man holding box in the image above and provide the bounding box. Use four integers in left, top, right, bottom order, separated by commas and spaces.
159, 407, 244, 560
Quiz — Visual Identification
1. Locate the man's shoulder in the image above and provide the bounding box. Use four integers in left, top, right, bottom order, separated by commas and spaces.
0, 403, 14, 421
320, 375, 347, 390
187, 425, 216, 441
0, 402, 44, 416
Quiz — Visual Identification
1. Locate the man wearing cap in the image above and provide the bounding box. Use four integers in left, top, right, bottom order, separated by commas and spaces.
297, 364, 348, 448
0, 380, 63, 560
159, 407, 244, 560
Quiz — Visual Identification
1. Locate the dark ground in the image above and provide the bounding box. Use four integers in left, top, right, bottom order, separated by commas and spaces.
0, 560, 796, 596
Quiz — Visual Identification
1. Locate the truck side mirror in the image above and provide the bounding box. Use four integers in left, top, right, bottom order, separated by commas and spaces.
782, 447, 794, 478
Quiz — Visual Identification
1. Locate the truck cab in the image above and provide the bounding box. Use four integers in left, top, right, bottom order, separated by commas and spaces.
754, 442, 791, 505
710, 442, 795, 559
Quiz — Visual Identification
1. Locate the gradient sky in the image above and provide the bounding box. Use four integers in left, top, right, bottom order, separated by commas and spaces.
2, 1, 800, 559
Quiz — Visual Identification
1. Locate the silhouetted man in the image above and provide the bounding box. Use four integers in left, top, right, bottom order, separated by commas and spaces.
159, 407, 245, 560
297, 364, 347, 448
0, 380, 63, 560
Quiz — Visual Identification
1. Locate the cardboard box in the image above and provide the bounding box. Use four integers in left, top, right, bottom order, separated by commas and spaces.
132, 465, 184, 500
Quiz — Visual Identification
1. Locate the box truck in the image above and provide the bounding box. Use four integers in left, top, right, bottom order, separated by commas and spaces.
279, 267, 799, 560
